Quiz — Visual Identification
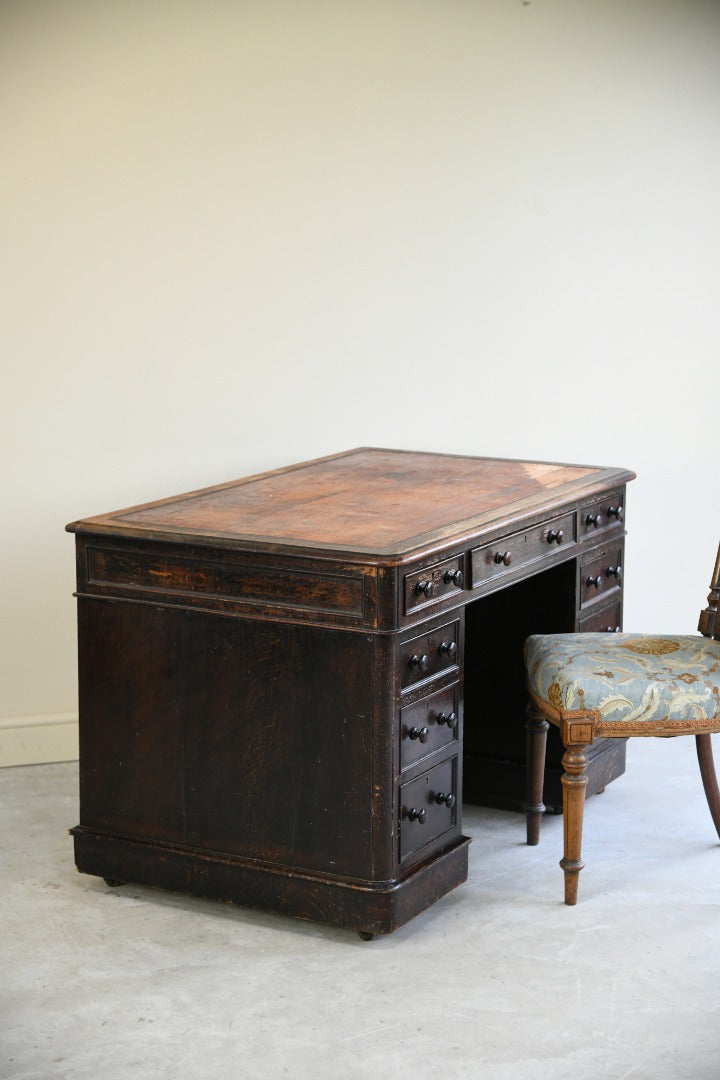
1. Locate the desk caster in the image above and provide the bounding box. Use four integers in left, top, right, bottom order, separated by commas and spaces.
103, 878, 125, 887
357, 931, 376, 941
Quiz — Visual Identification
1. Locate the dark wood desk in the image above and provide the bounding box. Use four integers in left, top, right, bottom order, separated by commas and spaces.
68, 448, 634, 936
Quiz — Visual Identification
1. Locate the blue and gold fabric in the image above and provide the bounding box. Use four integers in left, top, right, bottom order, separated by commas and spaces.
525, 633, 720, 737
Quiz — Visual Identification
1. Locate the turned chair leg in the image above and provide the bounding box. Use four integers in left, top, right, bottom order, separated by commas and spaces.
560, 744, 589, 905
526, 706, 549, 846
696, 733, 720, 840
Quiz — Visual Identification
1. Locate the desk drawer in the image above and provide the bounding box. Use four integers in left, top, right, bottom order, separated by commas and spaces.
399, 757, 458, 862
579, 545, 624, 608
399, 620, 460, 690
470, 511, 575, 588
578, 599, 623, 633
85, 544, 370, 622
400, 684, 459, 770
579, 490, 626, 539
404, 555, 465, 615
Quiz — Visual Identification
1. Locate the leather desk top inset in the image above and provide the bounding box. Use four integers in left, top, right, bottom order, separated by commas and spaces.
67, 447, 633, 560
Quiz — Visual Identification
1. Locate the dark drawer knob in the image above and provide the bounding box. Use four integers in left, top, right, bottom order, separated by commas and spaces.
444, 568, 464, 587
433, 792, 455, 809
586, 575, 603, 590
438, 641, 458, 658
494, 551, 512, 566
436, 711, 457, 729
408, 726, 430, 742
606, 565, 623, 583
607, 505, 624, 521
406, 807, 427, 823
414, 580, 434, 598
547, 529, 564, 545
410, 653, 429, 671
585, 513, 603, 528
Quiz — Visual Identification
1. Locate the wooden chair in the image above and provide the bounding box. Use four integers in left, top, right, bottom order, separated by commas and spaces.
524, 543, 720, 903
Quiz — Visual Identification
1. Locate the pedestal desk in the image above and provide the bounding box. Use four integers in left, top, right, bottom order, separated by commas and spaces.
68, 448, 634, 937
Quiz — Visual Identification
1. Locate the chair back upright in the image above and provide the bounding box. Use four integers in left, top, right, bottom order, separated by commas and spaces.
698, 542, 720, 640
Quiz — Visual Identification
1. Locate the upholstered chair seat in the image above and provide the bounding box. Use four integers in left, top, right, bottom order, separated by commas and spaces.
523, 545, 720, 905
526, 633, 720, 733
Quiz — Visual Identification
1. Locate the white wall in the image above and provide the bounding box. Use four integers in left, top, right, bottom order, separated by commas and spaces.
2, 0, 719, 763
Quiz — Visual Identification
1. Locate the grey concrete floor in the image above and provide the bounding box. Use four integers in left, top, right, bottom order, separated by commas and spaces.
2, 737, 719, 1080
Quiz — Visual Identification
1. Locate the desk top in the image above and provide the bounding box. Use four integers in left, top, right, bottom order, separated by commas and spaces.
67, 448, 635, 560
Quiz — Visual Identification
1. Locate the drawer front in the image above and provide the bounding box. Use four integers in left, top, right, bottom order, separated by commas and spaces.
580, 545, 624, 608
578, 599, 623, 633
399, 757, 458, 862
404, 555, 465, 615
399, 620, 460, 690
84, 544, 372, 623
471, 511, 575, 588
578, 489, 626, 540
400, 684, 459, 770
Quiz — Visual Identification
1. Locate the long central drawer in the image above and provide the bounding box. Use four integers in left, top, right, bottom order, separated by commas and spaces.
470, 511, 575, 588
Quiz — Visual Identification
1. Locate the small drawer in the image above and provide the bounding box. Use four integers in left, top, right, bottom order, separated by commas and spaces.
399, 621, 460, 690
399, 757, 458, 862
400, 684, 459, 769
404, 555, 465, 615
580, 546, 624, 608
578, 599, 623, 633
471, 511, 575, 588
578, 490, 626, 540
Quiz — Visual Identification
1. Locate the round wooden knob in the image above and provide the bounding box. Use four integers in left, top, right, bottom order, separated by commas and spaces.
408, 726, 430, 742
414, 580, 434, 598
547, 529, 564, 545
434, 792, 455, 809
410, 653, 429, 671
606, 564, 623, 583
438, 641, 457, 658
608, 505, 624, 520
586, 575, 603, 590
494, 551, 512, 566
406, 807, 427, 823
437, 711, 457, 729
444, 568, 464, 587
585, 513, 603, 528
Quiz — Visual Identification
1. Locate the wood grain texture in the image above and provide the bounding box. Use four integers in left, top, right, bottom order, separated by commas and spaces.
77, 599, 378, 879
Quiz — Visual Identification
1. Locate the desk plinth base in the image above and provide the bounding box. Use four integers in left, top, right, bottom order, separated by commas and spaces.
71, 827, 470, 937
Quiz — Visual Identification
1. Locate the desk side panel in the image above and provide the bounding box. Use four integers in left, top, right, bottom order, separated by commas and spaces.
76, 599, 377, 881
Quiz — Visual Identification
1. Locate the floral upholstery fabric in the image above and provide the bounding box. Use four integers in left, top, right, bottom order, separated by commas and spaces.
525, 633, 720, 725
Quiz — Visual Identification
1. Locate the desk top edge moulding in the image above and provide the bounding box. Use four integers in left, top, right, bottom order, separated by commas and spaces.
68, 447, 635, 937
66, 446, 636, 562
